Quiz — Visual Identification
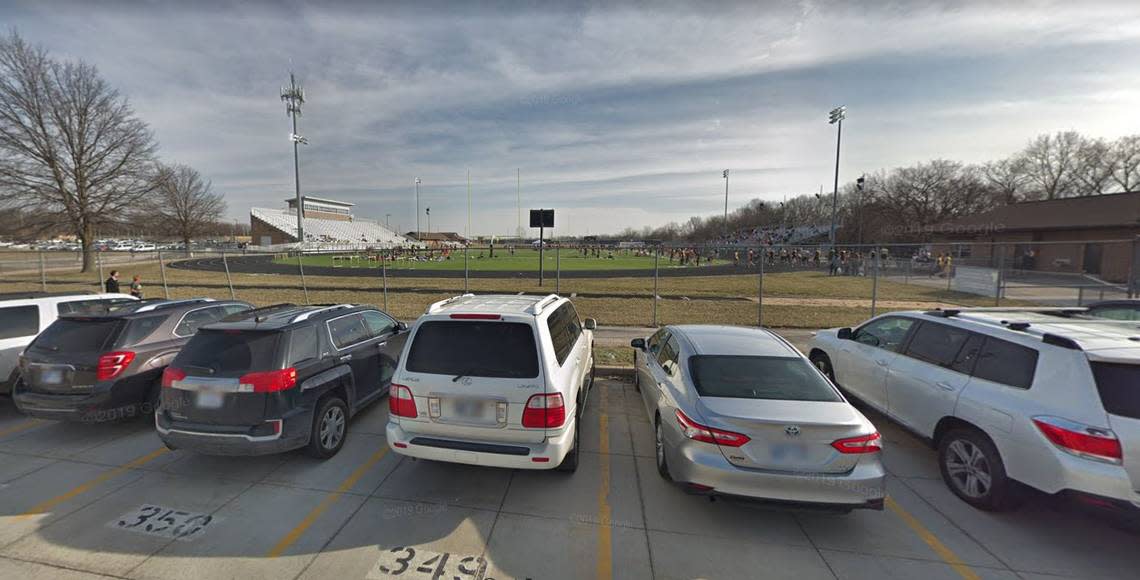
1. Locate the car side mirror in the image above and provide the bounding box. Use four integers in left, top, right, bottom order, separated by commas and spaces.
630, 338, 646, 350
583, 318, 597, 331
837, 327, 853, 340
397, 321, 408, 332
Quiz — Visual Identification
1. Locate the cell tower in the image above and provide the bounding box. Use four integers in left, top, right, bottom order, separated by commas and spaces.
281, 72, 308, 244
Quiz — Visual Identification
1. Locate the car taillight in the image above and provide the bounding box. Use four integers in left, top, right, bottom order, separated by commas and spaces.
97, 351, 136, 381
674, 409, 750, 447
831, 432, 882, 454
161, 367, 187, 388
390, 384, 418, 418
1032, 416, 1122, 464
522, 393, 566, 428
237, 368, 297, 393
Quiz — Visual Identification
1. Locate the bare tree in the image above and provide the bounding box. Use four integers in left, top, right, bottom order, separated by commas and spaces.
0, 32, 157, 271
1020, 131, 1082, 199
146, 164, 226, 252
982, 157, 1029, 203
1110, 135, 1140, 192
1072, 137, 1116, 196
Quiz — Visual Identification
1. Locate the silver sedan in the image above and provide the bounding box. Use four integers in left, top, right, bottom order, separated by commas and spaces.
632, 325, 886, 511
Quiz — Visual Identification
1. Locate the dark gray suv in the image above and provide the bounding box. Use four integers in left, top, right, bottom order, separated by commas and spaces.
14, 298, 253, 422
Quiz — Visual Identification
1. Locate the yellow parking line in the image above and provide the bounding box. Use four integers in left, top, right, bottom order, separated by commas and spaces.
266, 446, 389, 558
0, 418, 44, 439
596, 410, 612, 580
17, 447, 169, 520
885, 496, 981, 580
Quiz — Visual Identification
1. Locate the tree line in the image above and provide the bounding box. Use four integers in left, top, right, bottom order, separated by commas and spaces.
620, 131, 1140, 244
0, 32, 228, 270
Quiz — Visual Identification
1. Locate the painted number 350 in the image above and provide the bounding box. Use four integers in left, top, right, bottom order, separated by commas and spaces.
372, 546, 487, 580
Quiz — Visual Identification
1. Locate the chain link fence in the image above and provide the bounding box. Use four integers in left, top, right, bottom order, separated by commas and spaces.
2, 238, 1136, 329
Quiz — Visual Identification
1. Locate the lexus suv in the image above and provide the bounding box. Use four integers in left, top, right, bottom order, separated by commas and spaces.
386, 294, 596, 472
157, 304, 409, 458
0, 291, 137, 394
808, 307, 1140, 518
14, 298, 252, 422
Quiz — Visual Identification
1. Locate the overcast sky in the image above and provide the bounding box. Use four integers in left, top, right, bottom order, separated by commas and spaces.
5, 0, 1140, 236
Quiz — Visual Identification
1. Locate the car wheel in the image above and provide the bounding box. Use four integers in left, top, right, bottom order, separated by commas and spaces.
556, 421, 580, 473
306, 395, 348, 459
810, 351, 836, 383
655, 417, 671, 481
938, 428, 1020, 511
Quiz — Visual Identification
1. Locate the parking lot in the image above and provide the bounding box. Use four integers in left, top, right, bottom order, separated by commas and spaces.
0, 374, 1137, 580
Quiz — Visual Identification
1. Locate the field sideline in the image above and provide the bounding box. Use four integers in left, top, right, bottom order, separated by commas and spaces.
274, 248, 729, 271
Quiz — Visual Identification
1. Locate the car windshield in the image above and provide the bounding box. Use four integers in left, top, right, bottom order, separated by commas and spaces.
30, 318, 123, 353
406, 321, 539, 379
176, 329, 282, 377
1090, 362, 1140, 420
689, 355, 842, 402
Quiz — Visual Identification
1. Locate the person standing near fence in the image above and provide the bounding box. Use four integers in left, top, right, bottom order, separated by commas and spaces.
105, 270, 121, 293
129, 275, 143, 298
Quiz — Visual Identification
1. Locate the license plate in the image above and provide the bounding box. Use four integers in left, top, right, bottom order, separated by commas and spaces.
454, 399, 489, 419
39, 369, 63, 384
770, 442, 809, 462
196, 391, 225, 409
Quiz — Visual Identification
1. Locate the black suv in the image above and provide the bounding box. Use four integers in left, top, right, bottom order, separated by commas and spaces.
156, 304, 409, 458
15, 298, 253, 422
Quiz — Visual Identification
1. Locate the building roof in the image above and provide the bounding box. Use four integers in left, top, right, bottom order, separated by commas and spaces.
284, 195, 355, 207
938, 191, 1140, 235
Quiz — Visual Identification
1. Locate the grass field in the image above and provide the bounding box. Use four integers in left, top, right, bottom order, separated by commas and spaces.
275, 248, 728, 271
4, 251, 1020, 329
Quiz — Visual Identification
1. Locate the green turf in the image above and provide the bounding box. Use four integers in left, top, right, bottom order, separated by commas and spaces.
275, 248, 728, 271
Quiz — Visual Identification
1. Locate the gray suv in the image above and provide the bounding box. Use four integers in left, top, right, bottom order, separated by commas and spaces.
14, 298, 252, 422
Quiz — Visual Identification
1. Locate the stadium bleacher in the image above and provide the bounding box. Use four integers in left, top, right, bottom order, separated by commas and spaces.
251, 207, 416, 249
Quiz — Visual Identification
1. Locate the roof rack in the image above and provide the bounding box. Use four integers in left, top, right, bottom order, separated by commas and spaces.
134, 298, 215, 313
220, 303, 297, 322
527, 294, 561, 316
426, 294, 475, 314
291, 304, 355, 322
925, 306, 1088, 318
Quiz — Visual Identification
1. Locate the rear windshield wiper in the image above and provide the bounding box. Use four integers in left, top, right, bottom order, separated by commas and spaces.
183, 364, 216, 376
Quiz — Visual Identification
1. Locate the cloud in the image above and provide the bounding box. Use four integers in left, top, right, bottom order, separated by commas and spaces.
4, 0, 1140, 235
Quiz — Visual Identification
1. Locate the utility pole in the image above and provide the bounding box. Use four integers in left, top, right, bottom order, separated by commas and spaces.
828, 106, 846, 248
516, 168, 522, 239
722, 169, 730, 238
281, 72, 308, 245
426, 207, 431, 235
467, 169, 472, 242
415, 177, 422, 240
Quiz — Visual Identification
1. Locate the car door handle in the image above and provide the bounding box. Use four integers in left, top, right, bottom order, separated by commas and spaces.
338, 354, 353, 362
376, 341, 387, 348
875, 359, 889, 367
935, 381, 955, 391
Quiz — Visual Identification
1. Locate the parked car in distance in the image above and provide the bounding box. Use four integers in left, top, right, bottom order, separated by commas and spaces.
14, 298, 252, 422
808, 308, 1140, 517
387, 294, 596, 472
0, 292, 138, 395
157, 303, 409, 458
633, 325, 885, 511
1084, 300, 1140, 321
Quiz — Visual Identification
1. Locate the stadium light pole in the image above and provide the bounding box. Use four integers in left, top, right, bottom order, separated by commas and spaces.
516, 168, 522, 240
722, 169, 730, 238
828, 105, 846, 248
281, 72, 308, 245
466, 168, 471, 242
415, 177, 422, 240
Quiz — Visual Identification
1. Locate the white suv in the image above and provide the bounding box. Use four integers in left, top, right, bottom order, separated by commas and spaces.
387, 294, 596, 472
808, 308, 1139, 516
0, 292, 138, 394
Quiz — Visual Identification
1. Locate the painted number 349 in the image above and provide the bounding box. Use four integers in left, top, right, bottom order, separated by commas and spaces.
371, 546, 487, 580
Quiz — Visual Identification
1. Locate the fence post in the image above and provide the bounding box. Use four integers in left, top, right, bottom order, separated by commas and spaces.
994, 246, 1004, 306
1077, 286, 1085, 306
1129, 236, 1139, 299
39, 251, 46, 292
464, 245, 469, 294
222, 251, 236, 300
870, 251, 880, 318
158, 249, 170, 299
757, 251, 764, 327
297, 252, 310, 304
555, 246, 561, 294
96, 250, 104, 291
382, 250, 389, 311
652, 247, 659, 327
